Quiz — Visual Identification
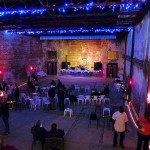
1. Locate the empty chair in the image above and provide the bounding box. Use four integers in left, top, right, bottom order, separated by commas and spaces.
88, 112, 99, 128
64, 97, 70, 105
64, 108, 73, 118
30, 99, 38, 111
102, 107, 111, 125
84, 85, 90, 92
84, 95, 91, 104
77, 95, 85, 104
114, 83, 121, 92
42, 97, 50, 110
74, 85, 80, 92
103, 97, 110, 105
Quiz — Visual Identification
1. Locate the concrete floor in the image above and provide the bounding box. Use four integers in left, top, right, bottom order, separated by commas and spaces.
0, 75, 137, 150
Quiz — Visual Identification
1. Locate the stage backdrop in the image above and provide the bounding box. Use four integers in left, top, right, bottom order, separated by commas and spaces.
42, 39, 125, 76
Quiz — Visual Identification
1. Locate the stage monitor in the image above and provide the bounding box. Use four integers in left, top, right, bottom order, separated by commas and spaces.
94, 62, 102, 70
61, 62, 70, 69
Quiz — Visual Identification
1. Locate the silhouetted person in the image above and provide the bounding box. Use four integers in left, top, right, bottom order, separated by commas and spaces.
103, 85, 110, 96
14, 84, 20, 102
57, 86, 65, 111
0, 98, 10, 135
31, 120, 47, 150
48, 86, 56, 110
46, 123, 64, 138
57, 79, 62, 90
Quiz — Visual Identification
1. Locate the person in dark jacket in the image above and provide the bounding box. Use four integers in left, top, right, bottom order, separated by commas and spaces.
14, 84, 20, 102
0, 98, 10, 135
46, 123, 64, 138
57, 86, 65, 111
31, 120, 47, 150
48, 86, 56, 110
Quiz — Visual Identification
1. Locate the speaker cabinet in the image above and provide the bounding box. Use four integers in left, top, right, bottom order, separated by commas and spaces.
61, 62, 70, 69
94, 62, 102, 70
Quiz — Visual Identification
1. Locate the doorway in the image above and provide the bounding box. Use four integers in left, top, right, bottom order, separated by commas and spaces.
47, 62, 57, 75
106, 63, 118, 78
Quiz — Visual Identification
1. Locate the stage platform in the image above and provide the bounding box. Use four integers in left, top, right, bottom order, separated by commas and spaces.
60, 69, 103, 77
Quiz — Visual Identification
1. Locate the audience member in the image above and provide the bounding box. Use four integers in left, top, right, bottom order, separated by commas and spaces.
32, 69, 38, 82
136, 111, 150, 150
57, 79, 62, 90
48, 86, 56, 110
34, 81, 40, 93
57, 86, 65, 111
0, 80, 8, 94
91, 89, 100, 96
112, 106, 128, 149
46, 123, 64, 138
50, 80, 56, 88
7, 82, 15, 101
103, 85, 110, 96
31, 120, 47, 150
14, 84, 20, 102
0, 98, 10, 135
27, 80, 35, 92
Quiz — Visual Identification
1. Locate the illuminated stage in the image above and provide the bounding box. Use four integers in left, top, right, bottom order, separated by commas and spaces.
60, 69, 103, 77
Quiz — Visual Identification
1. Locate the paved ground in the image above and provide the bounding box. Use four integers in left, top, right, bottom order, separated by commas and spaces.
0, 75, 138, 150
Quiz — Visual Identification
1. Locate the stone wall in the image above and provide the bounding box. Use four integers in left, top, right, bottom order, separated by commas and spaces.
124, 12, 150, 115
0, 31, 43, 83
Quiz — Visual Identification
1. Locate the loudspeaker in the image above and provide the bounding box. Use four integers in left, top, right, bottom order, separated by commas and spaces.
61, 62, 69, 69
94, 62, 102, 70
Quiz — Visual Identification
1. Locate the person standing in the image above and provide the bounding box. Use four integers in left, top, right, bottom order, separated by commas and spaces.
14, 84, 20, 102
48, 86, 56, 110
57, 86, 65, 111
31, 120, 47, 150
0, 98, 10, 135
46, 123, 64, 138
136, 111, 150, 150
112, 106, 128, 148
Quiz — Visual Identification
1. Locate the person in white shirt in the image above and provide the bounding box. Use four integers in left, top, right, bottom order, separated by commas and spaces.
112, 106, 128, 149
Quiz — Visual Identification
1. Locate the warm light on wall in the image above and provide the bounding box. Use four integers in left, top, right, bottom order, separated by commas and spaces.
147, 94, 150, 104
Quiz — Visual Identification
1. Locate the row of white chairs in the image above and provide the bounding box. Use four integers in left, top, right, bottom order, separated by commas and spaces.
77, 95, 110, 105
74, 85, 91, 92
20, 93, 51, 111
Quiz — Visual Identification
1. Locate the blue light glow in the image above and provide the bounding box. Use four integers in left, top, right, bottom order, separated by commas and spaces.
40, 35, 116, 40
0, 2, 145, 17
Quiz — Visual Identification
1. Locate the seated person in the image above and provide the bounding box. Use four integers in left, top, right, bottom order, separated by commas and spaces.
91, 89, 100, 96
31, 120, 47, 148
27, 80, 35, 92
46, 123, 64, 138
34, 81, 40, 93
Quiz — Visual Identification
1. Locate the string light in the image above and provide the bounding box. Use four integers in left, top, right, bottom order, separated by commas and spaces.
5, 27, 133, 35
0, 1, 147, 17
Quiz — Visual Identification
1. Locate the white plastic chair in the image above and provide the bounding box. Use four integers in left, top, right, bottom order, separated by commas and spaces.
84, 95, 91, 104
42, 97, 50, 110
74, 85, 80, 92
102, 107, 111, 117
103, 98, 110, 105
64, 97, 70, 105
64, 108, 73, 118
84, 85, 90, 92
77, 95, 85, 104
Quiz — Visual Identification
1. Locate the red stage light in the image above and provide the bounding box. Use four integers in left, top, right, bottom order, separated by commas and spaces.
129, 79, 132, 86
0, 70, 3, 75
29, 66, 34, 71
